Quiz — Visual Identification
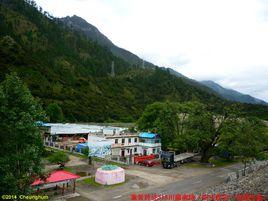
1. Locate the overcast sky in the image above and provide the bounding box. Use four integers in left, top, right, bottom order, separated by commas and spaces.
35, 0, 268, 102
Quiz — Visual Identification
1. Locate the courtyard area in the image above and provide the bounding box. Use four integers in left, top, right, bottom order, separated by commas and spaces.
45, 150, 248, 201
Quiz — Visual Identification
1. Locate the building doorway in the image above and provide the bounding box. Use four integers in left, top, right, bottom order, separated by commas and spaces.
143, 149, 147, 156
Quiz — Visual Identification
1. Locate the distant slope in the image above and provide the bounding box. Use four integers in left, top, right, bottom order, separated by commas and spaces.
201, 80, 267, 105
59, 15, 155, 68
163, 67, 187, 78
163, 68, 268, 105
0, 0, 228, 122
59, 15, 268, 107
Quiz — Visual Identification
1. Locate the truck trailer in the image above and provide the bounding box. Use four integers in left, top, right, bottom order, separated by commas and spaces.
161, 151, 196, 168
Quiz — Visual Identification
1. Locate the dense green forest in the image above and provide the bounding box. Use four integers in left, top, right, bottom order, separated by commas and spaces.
137, 101, 268, 163
0, 0, 267, 122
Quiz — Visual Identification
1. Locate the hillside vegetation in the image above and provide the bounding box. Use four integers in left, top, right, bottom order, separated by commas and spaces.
0, 0, 267, 122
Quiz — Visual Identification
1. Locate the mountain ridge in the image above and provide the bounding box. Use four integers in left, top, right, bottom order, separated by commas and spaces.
0, 0, 267, 121
59, 15, 155, 68
200, 80, 267, 105
0, 0, 227, 122
60, 15, 267, 106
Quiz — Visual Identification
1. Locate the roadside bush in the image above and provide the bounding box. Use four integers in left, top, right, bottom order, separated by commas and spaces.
256, 152, 268, 160
81, 147, 89, 156
42, 149, 54, 158
47, 151, 69, 164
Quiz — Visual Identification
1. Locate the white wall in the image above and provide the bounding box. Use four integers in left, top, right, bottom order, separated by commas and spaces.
109, 136, 162, 157
110, 136, 141, 156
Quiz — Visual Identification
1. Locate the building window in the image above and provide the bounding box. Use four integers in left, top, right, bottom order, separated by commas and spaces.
155, 139, 161, 143
153, 148, 156, 153
134, 147, 137, 152
134, 138, 138, 143
128, 138, 131, 143
115, 139, 118, 144
122, 138, 125, 144
139, 138, 145, 143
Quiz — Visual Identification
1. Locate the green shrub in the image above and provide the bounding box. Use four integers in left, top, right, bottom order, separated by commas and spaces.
81, 147, 89, 156
47, 151, 69, 164
256, 152, 268, 160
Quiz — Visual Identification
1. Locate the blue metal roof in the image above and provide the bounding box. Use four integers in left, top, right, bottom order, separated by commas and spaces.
75, 143, 88, 152
139, 132, 158, 139
35, 121, 50, 127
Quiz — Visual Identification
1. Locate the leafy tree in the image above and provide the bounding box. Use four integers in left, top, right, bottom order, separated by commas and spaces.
128, 125, 137, 133
81, 147, 90, 156
183, 104, 242, 162
137, 101, 202, 150
217, 117, 268, 168
137, 102, 180, 149
0, 73, 45, 194
138, 101, 258, 163
46, 103, 64, 122
47, 151, 69, 164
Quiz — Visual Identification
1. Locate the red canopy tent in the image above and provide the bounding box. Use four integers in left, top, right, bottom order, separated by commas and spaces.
32, 170, 80, 195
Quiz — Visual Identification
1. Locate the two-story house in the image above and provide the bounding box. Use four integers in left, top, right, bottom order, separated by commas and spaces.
105, 133, 140, 163
138, 132, 161, 155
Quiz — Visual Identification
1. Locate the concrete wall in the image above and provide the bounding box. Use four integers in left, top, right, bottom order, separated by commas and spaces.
226, 160, 268, 182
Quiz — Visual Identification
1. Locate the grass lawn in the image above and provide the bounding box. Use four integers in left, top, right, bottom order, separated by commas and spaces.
63, 166, 76, 173
45, 147, 88, 159
82, 177, 102, 187
81, 177, 127, 188
209, 158, 238, 167
45, 147, 128, 168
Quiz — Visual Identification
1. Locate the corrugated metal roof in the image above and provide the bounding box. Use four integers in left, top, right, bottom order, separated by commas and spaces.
87, 135, 113, 147
45, 123, 126, 135
139, 132, 158, 139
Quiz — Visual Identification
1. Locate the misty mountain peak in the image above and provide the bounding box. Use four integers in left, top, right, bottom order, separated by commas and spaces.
59, 15, 154, 67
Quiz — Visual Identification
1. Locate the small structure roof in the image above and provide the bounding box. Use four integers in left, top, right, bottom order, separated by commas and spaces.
88, 135, 113, 146
36, 121, 50, 127
100, 165, 119, 170
31, 170, 80, 186
139, 132, 159, 139
45, 123, 126, 135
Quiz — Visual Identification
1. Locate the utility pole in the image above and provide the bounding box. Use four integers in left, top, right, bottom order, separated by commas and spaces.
111, 61, 115, 77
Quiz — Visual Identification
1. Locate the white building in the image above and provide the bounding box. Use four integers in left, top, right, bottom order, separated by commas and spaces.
42, 122, 162, 164
138, 132, 161, 155
87, 132, 161, 164
106, 134, 140, 157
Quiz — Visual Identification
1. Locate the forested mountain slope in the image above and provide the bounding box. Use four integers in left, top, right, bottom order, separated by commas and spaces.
0, 0, 267, 121
60, 15, 155, 68
201, 80, 267, 105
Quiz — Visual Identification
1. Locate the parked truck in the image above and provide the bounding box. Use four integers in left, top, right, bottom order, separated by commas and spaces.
161, 151, 196, 168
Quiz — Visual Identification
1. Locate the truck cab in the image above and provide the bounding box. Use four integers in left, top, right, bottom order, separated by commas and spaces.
161, 151, 175, 168
161, 151, 196, 169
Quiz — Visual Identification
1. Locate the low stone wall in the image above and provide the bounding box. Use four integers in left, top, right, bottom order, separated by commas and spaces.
205, 161, 268, 198
44, 141, 80, 153
226, 160, 268, 182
